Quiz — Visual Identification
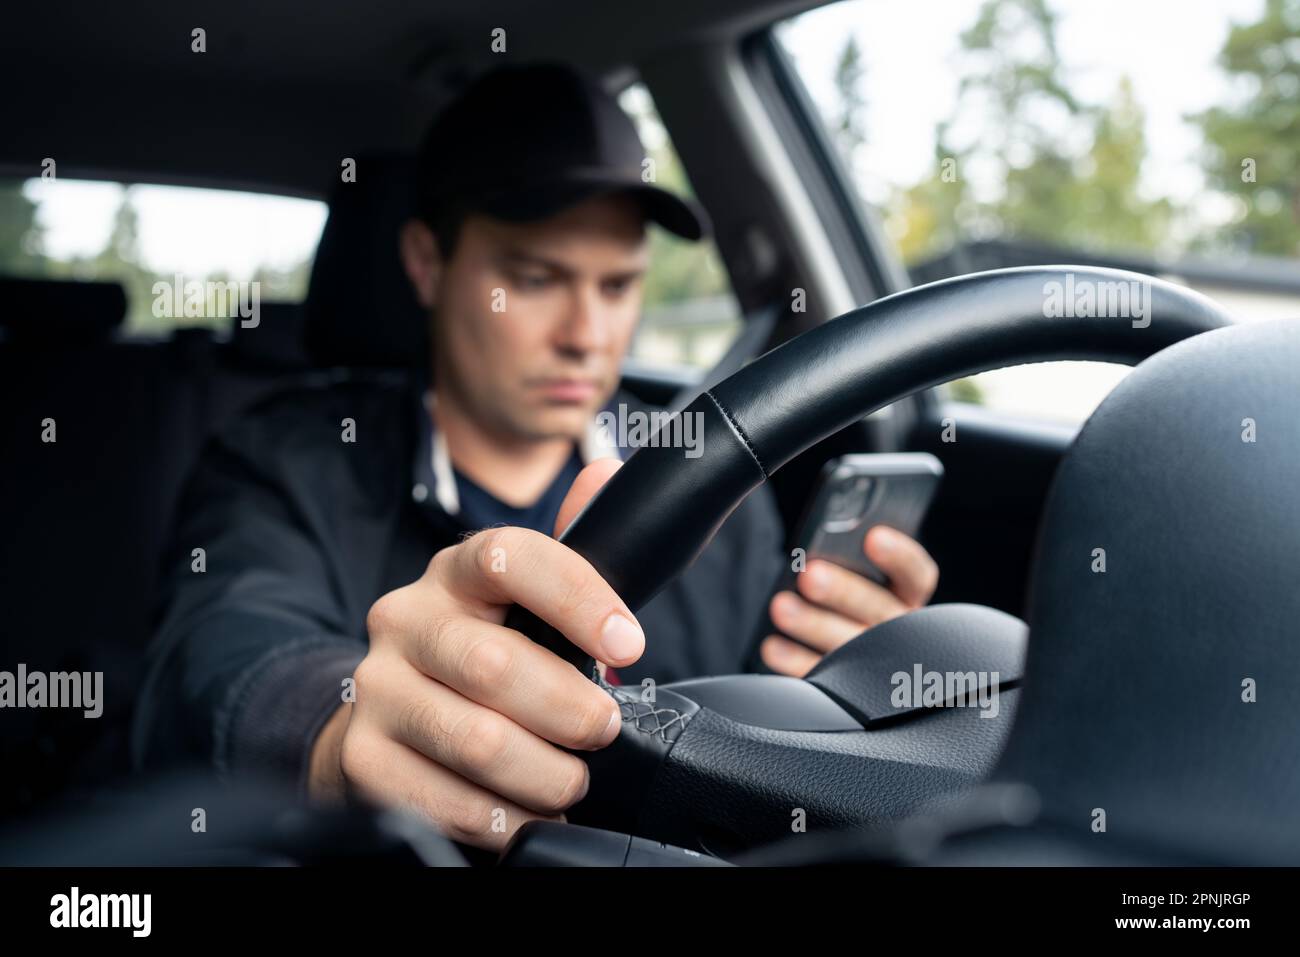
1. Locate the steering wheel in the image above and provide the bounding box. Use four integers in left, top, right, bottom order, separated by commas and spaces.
502, 265, 1233, 857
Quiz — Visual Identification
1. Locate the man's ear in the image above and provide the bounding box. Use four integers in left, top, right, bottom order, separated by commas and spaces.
399, 218, 442, 310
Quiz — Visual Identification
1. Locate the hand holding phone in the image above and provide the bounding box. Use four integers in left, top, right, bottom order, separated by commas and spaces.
750, 453, 943, 673
792, 453, 943, 586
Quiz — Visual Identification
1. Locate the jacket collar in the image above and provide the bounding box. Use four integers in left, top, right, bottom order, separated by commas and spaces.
410, 385, 626, 517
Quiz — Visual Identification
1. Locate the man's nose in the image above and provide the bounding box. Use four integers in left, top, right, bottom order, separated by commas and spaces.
555, 285, 611, 354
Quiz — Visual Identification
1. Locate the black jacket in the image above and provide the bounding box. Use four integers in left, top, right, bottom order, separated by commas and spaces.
131, 371, 786, 792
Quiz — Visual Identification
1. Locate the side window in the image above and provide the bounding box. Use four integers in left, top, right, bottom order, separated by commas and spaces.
1, 177, 326, 336
618, 84, 743, 372
776, 0, 1300, 423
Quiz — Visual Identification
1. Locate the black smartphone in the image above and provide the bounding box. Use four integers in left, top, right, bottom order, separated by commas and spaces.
748, 453, 944, 667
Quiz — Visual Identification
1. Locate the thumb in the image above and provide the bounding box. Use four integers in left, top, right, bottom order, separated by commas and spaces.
554, 459, 623, 539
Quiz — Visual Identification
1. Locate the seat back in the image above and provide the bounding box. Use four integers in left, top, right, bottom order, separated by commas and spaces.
0, 280, 309, 814
302, 154, 428, 370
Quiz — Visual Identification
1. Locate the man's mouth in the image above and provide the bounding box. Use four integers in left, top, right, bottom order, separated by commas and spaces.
531, 378, 601, 403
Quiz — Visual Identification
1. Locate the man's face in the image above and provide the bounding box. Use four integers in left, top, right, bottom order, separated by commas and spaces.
413, 193, 649, 443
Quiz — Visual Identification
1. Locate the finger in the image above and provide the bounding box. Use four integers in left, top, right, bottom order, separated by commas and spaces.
769, 589, 875, 654
344, 730, 558, 851
554, 459, 623, 538
382, 664, 592, 815
864, 526, 940, 607
760, 634, 822, 678
795, 559, 910, 627
397, 616, 621, 751
434, 525, 645, 667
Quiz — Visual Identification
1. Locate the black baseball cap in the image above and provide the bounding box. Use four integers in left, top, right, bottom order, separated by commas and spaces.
416, 63, 708, 241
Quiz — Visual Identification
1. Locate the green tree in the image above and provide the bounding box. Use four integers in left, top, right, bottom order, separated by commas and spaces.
1191, 0, 1300, 256
832, 36, 868, 161
620, 94, 731, 308
888, 0, 1176, 262
884, 0, 1081, 262
1056, 76, 1175, 252
89, 192, 168, 333
253, 257, 313, 301
95, 196, 141, 268
888, 151, 967, 265
883, 0, 1076, 261
946, 0, 1082, 242
0, 181, 47, 274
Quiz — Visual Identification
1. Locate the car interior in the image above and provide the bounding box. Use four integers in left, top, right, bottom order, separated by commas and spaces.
1, 0, 1297, 870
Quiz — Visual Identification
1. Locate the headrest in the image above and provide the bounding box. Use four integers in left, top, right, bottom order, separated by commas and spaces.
0, 277, 126, 342
226, 301, 308, 369
996, 317, 1300, 863
302, 154, 429, 369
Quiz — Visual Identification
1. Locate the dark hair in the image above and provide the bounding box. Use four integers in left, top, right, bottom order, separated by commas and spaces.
421, 202, 468, 261
414, 108, 469, 260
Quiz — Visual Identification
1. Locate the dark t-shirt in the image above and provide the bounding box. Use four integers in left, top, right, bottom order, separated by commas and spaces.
454, 451, 584, 536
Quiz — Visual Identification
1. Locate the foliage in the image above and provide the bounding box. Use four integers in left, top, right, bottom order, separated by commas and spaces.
882, 0, 1176, 264
1190, 0, 1300, 256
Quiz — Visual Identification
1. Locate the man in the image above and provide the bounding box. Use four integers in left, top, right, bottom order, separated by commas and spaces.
132, 63, 939, 851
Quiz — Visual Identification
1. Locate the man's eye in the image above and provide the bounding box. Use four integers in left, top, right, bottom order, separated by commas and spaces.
601, 278, 635, 297
513, 273, 551, 291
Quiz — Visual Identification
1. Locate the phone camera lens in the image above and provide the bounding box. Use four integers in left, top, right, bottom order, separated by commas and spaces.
824, 477, 872, 527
